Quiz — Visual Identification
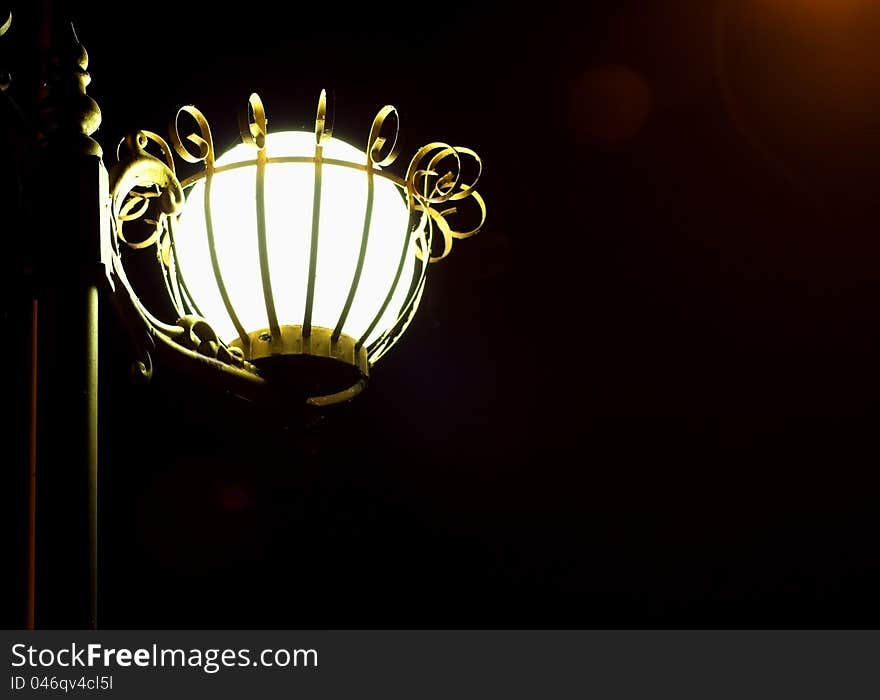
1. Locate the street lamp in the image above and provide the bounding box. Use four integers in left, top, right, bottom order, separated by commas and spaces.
5, 10, 484, 629
110, 91, 484, 406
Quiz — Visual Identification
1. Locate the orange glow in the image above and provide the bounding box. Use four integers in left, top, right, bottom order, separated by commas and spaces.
713, 0, 880, 195
567, 65, 653, 146
760, 0, 874, 21
767, 0, 868, 9
218, 484, 253, 513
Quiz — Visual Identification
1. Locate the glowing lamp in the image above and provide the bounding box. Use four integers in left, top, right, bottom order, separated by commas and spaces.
110, 92, 485, 405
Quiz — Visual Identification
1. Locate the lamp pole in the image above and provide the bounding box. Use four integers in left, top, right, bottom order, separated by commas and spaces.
30, 6, 106, 629
6, 1, 483, 631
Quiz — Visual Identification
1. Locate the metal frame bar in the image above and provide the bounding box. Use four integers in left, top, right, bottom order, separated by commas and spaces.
203, 167, 250, 353
255, 148, 280, 337
302, 143, 324, 337
332, 159, 374, 342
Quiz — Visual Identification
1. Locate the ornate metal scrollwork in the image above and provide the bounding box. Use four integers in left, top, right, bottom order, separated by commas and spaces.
0, 12, 12, 93
107, 90, 485, 402
175, 315, 245, 366
112, 131, 183, 250
108, 125, 256, 392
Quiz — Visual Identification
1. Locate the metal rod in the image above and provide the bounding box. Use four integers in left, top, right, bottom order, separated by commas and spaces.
369, 275, 426, 364
32, 4, 104, 631
357, 214, 414, 349
36, 277, 101, 629
167, 217, 203, 317
303, 144, 323, 337
204, 170, 249, 351
85, 283, 98, 630
332, 165, 374, 342
178, 156, 409, 189
365, 214, 434, 361
256, 148, 280, 336
160, 245, 183, 317
26, 298, 37, 630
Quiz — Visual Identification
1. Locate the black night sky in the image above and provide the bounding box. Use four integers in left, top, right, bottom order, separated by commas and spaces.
5, 1, 880, 628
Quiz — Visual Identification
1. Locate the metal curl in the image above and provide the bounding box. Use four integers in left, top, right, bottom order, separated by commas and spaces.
407, 143, 482, 204
366, 105, 400, 167
110, 132, 185, 252
239, 92, 268, 150
135, 130, 177, 172
116, 192, 165, 250
116, 188, 153, 222
0, 12, 9, 92
129, 353, 153, 384
414, 205, 454, 263
430, 146, 482, 202
406, 142, 458, 204
169, 105, 215, 165
406, 144, 485, 262
440, 189, 487, 241
314, 89, 332, 145
175, 316, 245, 366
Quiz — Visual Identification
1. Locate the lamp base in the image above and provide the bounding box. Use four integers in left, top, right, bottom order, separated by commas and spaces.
230, 325, 368, 406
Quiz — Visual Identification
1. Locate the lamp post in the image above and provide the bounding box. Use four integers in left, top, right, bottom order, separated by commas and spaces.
5, 8, 484, 629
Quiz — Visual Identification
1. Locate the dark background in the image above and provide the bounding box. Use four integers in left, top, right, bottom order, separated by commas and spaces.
4, 0, 880, 627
